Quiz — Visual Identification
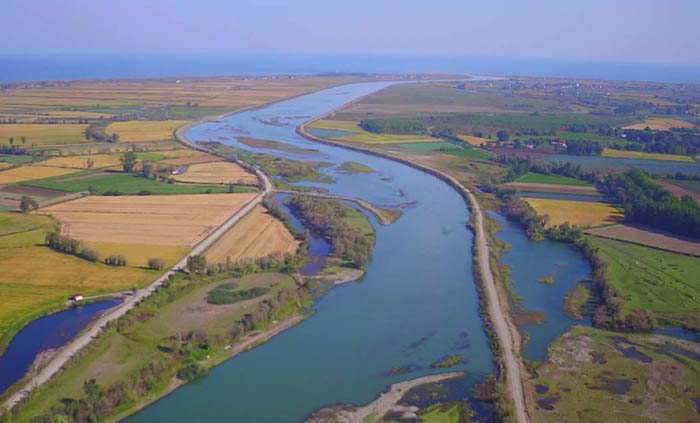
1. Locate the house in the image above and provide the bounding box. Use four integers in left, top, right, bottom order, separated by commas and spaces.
70, 294, 84, 302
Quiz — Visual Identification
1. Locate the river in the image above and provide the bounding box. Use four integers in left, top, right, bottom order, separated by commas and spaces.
126, 80, 579, 422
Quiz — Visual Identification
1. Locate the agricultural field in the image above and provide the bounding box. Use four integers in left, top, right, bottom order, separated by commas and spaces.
623, 117, 696, 130
105, 120, 188, 143
587, 236, 700, 328
601, 148, 694, 162
0, 212, 159, 354
586, 224, 700, 256
396, 142, 492, 160
514, 172, 593, 187
309, 119, 435, 144
0, 123, 89, 146
41, 193, 257, 247
501, 182, 601, 196
205, 205, 299, 264
458, 134, 492, 146
37, 152, 167, 170
524, 198, 622, 227
659, 179, 700, 205
527, 325, 700, 423
0, 164, 77, 184
174, 161, 258, 185
21, 170, 244, 195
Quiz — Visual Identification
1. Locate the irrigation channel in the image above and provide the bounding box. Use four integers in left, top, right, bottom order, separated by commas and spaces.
122, 80, 583, 422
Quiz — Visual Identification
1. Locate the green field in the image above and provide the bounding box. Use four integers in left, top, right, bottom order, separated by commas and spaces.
398, 142, 491, 160
515, 172, 593, 186
528, 325, 700, 423
0, 154, 38, 165
588, 236, 700, 329
19, 171, 252, 195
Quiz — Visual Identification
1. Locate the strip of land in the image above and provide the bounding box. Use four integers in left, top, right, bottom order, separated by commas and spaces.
586, 224, 700, 257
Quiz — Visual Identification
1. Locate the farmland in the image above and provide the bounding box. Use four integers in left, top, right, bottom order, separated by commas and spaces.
527, 325, 700, 423
0, 211, 159, 355
623, 117, 696, 130
524, 198, 622, 227
514, 172, 593, 187
205, 205, 299, 264
587, 236, 700, 329
0, 123, 89, 146
41, 193, 257, 247
37, 152, 167, 170
309, 119, 435, 144
174, 161, 258, 185
587, 224, 700, 256
21, 171, 247, 195
105, 120, 188, 142
0, 164, 77, 184
601, 148, 694, 162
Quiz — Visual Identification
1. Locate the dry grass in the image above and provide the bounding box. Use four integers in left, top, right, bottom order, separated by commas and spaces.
82, 241, 189, 268
105, 120, 188, 143
174, 161, 258, 185
586, 224, 700, 257
0, 123, 89, 146
458, 134, 493, 146
155, 154, 221, 167
157, 149, 209, 158
310, 119, 435, 144
205, 205, 299, 263
525, 198, 622, 227
623, 118, 695, 131
41, 193, 257, 247
38, 154, 124, 170
0, 165, 76, 184
601, 148, 694, 162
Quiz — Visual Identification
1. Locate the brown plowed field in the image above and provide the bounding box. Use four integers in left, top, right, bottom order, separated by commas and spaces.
659, 181, 700, 205
586, 224, 700, 256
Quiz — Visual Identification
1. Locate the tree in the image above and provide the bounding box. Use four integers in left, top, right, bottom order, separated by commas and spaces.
148, 257, 165, 270
19, 196, 39, 213
120, 151, 137, 173
497, 130, 510, 142
20, 136, 26, 145
8, 137, 13, 146
110, 133, 120, 143
186, 254, 207, 274
83, 378, 101, 401
141, 162, 156, 179
85, 157, 94, 169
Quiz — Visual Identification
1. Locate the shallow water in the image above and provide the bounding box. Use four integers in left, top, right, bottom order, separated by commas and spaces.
0, 300, 121, 394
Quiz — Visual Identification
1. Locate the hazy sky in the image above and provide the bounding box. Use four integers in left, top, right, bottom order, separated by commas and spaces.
2, 0, 699, 65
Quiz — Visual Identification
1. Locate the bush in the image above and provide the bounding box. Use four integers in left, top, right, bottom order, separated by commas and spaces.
148, 257, 166, 270
19, 196, 39, 213
79, 248, 100, 262
104, 254, 127, 266
103, 190, 123, 196
176, 363, 205, 381
206, 284, 270, 305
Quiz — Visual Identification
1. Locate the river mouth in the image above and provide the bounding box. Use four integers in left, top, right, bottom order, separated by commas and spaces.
126, 81, 497, 422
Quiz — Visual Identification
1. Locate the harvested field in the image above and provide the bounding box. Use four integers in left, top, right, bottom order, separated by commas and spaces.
0, 163, 12, 170
0, 123, 89, 146
515, 172, 593, 186
157, 149, 209, 158
501, 182, 601, 196
525, 198, 622, 227
82, 241, 189, 268
205, 205, 299, 264
105, 120, 188, 142
459, 134, 492, 146
0, 185, 65, 198
659, 180, 700, 205
38, 152, 167, 170
601, 148, 693, 162
41, 193, 257, 246
0, 165, 76, 184
155, 154, 221, 167
174, 161, 258, 185
623, 118, 695, 130
586, 224, 700, 256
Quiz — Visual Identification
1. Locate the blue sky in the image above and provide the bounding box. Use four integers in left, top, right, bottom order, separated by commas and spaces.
2, 0, 699, 65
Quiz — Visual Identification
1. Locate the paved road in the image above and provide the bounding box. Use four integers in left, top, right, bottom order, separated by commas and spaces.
4, 156, 273, 411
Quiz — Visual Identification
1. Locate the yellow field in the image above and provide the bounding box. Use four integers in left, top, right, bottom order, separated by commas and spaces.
525, 198, 622, 228
105, 120, 188, 142
0, 162, 13, 170
205, 205, 298, 263
82, 241, 189, 268
174, 161, 258, 185
157, 149, 208, 158
0, 123, 89, 146
0, 212, 158, 349
0, 165, 76, 184
38, 154, 124, 169
623, 118, 695, 131
458, 134, 493, 147
601, 148, 694, 162
309, 119, 435, 144
42, 193, 257, 247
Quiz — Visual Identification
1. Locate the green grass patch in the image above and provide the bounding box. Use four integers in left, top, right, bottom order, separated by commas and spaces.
337, 161, 374, 174
19, 171, 250, 195
431, 355, 464, 368
398, 141, 491, 160
563, 281, 591, 320
206, 283, 270, 305
0, 154, 38, 165
515, 172, 593, 186
588, 236, 700, 329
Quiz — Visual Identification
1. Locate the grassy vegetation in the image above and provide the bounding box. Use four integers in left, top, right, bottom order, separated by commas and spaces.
431, 355, 464, 368
174, 161, 258, 185
515, 172, 593, 186
397, 141, 492, 160
206, 283, 270, 305
527, 325, 700, 423
310, 119, 435, 144
0, 123, 89, 146
0, 165, 77, 184
105, 120, 188, 142
623, 117, 696, 130
38, 152, 167, 170
601, 148, 694, 162
524, 198, 622, 227
0, 212, 160, 356
563, 281, 591, 320
337, 161, 374, 174
587, 236, 700, 329
20, 171, 248, 195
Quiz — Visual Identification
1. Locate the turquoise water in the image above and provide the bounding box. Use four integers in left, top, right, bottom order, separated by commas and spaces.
489, 213, 591, 362
127, 81, 496, 422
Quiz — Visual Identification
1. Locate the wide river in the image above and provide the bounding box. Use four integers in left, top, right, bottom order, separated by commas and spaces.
128, 80, 583, 422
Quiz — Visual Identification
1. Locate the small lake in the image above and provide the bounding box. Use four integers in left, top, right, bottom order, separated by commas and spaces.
542, 155, 700, 175
489, 212, 591, 361
0, 299, 121, 394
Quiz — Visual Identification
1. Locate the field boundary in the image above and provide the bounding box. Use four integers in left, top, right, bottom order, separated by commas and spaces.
586, 224, 700, 257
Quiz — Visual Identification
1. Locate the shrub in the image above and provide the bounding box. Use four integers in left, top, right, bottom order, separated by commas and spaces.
19, 196, 39, 213
79, 248, 100, 262
206, 284, 269, 305
148, 257, 166, 270
105, 254, 127, 266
